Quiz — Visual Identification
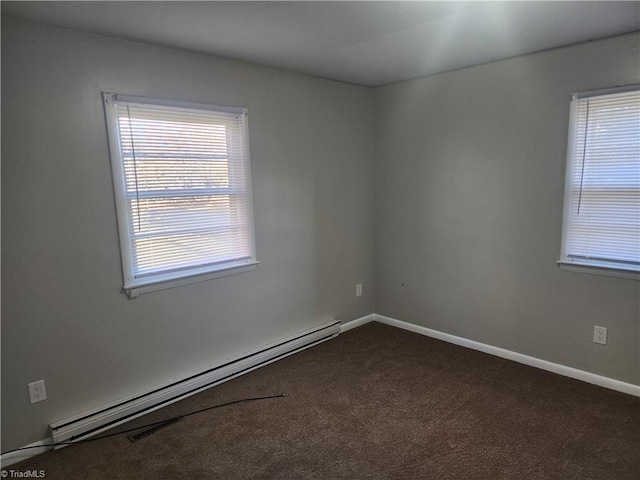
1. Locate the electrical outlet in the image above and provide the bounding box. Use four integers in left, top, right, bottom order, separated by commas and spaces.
593, 326, 607, 345
28, 379, 47, 404
356, 283, 363, 297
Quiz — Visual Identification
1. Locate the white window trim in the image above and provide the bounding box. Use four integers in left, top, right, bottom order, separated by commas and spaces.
558, 84, 639, 281
103, 93, 258, 297
124, 262, 259, 298
557, 261, 639, 280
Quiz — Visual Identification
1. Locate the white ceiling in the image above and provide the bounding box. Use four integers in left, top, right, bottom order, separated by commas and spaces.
2, 1, 639, 86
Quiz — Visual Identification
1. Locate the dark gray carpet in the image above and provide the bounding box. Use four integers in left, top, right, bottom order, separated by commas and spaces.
9, 322, 640, 479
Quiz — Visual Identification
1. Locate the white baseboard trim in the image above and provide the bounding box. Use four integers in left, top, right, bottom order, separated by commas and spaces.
4, 312, 638, 466
374, 314, 640, 397
340, 314, 376, 333
0, 440, 53, 468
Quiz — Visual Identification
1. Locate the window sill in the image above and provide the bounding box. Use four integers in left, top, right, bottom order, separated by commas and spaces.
123, 261, 259, 298
557, 261, 639, 280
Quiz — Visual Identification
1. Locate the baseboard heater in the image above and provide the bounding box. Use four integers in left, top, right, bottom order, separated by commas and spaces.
50, 319, 341, 445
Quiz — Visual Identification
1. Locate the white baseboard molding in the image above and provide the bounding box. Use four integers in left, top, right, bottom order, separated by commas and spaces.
340, 314, 376, 333
5, 312, 638, 467
1, 440, 54, 468
374, 314, 640, 398
2, 319, 341, 467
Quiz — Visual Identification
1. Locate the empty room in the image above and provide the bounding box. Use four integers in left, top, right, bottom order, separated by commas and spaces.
1, 1, 639, 479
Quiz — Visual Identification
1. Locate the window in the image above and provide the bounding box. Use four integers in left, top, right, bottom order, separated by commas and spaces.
559, 85, 639, 279
103, 94, 257, 297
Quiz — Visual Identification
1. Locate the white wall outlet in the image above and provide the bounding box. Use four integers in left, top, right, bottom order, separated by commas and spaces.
28, 379, 47, 404
593, 326, 608, 345
356, 283, 363, 297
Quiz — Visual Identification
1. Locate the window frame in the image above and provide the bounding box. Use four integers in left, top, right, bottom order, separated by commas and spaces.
103, 93, 258, 297
558, 84, 639, 281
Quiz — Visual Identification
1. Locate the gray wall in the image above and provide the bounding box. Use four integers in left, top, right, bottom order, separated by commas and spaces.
2, 16, 639, 453
374, 32, 640, 385
1, 18, 374, 450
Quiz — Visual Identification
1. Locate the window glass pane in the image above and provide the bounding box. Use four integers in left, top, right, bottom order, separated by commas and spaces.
561, 87, 640, 272
105, 94, 256, 290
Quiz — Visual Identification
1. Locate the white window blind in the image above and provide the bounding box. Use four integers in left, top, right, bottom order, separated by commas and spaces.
560, 85, 640, 274
104, 94, 257, 296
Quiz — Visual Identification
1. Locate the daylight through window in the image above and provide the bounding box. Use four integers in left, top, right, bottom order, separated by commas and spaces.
559, 85, 640, 276
104, 94, 257, 296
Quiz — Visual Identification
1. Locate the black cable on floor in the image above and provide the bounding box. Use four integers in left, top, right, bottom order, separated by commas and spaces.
1, 393, 288, 456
